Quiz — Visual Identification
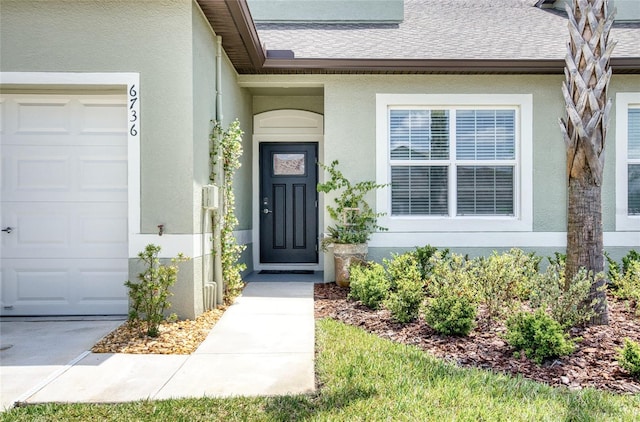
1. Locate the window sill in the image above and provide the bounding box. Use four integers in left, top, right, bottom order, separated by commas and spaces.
379, 215, 532, 232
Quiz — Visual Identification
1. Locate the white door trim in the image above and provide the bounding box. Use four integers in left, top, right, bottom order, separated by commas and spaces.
1, 72, 141, 257
252, 110, 324, 272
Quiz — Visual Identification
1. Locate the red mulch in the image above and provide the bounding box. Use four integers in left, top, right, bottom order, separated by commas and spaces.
314, 282, 640, 394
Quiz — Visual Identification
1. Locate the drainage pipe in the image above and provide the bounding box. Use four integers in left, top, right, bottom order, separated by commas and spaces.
213, 35, 224, 305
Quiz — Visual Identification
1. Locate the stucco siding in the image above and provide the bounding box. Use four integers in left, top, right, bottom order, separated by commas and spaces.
319, 74, 638, 251
1, 0, 196, 234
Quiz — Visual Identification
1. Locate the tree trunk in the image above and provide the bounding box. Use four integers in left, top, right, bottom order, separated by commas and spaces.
560, 0, 616, 325
567, 178, 608, 324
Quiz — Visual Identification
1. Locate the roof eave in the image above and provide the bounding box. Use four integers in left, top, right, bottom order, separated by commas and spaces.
198, 1, 640, 75
257, 57, 640, 74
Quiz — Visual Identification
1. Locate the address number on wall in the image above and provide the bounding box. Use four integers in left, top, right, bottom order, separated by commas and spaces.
128, 84, 139, 137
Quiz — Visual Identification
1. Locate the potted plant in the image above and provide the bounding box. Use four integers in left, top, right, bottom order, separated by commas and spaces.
317, 160, 387, 287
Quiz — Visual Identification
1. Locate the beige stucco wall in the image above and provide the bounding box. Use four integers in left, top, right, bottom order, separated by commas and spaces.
238, 71, 638, 273
1, 0, 195, 234
0, 0, 254, 318
322, 74, 565, 231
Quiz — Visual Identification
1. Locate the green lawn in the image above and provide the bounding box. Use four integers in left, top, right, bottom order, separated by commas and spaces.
2, 319, 639, 421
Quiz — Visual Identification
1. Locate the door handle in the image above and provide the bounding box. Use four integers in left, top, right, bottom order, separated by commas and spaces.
1, 227, 13, 234
262, 208, 272, 214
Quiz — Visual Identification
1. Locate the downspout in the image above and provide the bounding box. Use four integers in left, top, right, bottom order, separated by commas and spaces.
213, 35, 224, 305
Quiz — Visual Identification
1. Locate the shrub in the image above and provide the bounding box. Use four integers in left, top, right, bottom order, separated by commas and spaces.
505, 310, 576, 365
412, 244, 449, 281
622, 250, 640, 273
383, 253, 424, 323
608, 251, 640, 314
424, 294, 477, 336
547, 252, 567, 267
475, 249, 540, 322
384, 252, 421, 291
125, 244, 189, 337
529, 265, 598, 329
427, 253, 478, 300
348, 262, 390, 310
389, 283, 424, 325
424, 252, 478, 335
617, 338, 640, 379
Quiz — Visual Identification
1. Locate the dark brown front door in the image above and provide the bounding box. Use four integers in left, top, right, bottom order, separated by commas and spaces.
259, 143, 318, 264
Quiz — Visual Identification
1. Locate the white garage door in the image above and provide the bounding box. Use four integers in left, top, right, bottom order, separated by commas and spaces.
0, 92, 129, 315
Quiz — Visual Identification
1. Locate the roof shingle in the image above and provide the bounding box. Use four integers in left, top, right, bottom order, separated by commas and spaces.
254, 0, 640, 61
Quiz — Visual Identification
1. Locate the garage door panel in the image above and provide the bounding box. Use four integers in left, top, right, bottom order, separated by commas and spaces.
15, 98, 72, 134
3, 202, 127, 259
1, 95, 126, 146
3, 145, 127, 202
17, 156, 71, 191
1, 259, 128, 316
79, 156, 127, 193
79, 100, 128, 135
1, 92, 128, 316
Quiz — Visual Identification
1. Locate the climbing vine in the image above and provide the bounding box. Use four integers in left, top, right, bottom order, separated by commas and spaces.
210, 119, 246, 302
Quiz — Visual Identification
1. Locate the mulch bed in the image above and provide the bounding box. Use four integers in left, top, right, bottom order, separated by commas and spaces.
92, 307, 226, 355
315, 282, 640, 394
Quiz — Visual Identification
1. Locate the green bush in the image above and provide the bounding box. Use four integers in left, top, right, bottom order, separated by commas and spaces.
125, 244, 189, 337
424, 294, 477, 336
348, 262, 390, 310
617, 338, 640, 379
412, 244, 449, 281
385, 252, 420, 291
608, 251, 640, 314
475, 249, 540, 322
383, 253, 424, 323
547, 252, 567, 267
615, 260, 640, 301
424, 253, 478, 335
505, 310, 576, 364
388, 280, 424, 325
427, 253, 478, 300
529, 265, 597, 329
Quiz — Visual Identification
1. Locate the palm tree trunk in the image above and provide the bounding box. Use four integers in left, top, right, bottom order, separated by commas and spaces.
567, 178, 608, 324
560, 0, 616, 325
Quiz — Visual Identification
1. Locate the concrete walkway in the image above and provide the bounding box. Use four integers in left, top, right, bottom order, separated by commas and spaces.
0, 282, 315, 409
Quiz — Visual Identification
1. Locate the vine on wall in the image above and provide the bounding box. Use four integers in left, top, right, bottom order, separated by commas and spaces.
210, 119, 246, 302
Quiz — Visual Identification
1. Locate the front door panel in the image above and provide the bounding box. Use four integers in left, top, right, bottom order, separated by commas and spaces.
259, 143, 318, 264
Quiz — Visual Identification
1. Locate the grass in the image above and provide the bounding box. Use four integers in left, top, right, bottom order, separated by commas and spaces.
2, 319, 639, 421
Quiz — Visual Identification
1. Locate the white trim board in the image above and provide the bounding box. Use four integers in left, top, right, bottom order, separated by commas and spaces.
616, 92, 640, 231
368, 231, 639, 248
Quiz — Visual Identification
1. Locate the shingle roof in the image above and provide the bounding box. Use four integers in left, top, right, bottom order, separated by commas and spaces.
254, 0, 640, 60
196, 0, 640, 74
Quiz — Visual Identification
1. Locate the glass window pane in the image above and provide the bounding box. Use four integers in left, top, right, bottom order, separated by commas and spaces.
391, 166, 448, 215
273, 153, 305, 175
457, 166, 514, 215
629, 108, 640, 160
390, 110, 410, 160
390, 110, 449, 161
456, 110, 515, 160
629, 164, 640, 215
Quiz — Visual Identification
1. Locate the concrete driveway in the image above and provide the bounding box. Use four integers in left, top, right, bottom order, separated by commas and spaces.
0, 282, 316, 410
0, 317, 124, 410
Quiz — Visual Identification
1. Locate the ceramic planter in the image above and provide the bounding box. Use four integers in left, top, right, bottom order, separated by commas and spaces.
333, 243, 368, 287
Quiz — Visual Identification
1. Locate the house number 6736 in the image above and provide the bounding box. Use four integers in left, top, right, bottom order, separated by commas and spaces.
128, 84, 139, 137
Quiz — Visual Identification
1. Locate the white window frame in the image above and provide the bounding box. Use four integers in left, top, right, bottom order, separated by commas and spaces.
615, 92, 640, 231
376, 94, 533, 232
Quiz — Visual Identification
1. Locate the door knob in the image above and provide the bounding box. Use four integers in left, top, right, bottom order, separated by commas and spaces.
1, 227, 13, 234
263, 208, 272, 214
